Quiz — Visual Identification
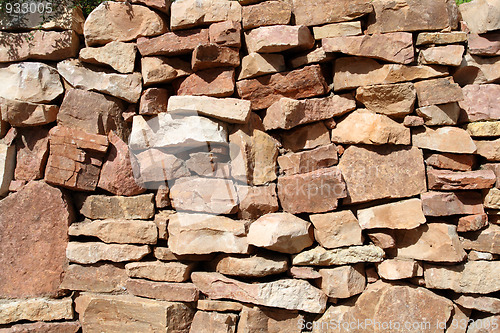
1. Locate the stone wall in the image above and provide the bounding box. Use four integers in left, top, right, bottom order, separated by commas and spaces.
0, 0, 500, 331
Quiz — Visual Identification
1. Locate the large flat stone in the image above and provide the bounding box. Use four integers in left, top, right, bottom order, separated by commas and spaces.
242, 0, 291, 29
170, 0, 241, 30
76, 193, 154, 220
358, 198, 426, 230
244, 25, 314, 53
137, 28, 209, 56
414, 77, 463, 107
213, 254, 288, 277
174, 67, 235, 98
459, 0, 500, 34
421, 191, 484, 216
427, 169, 496, 190
0, 321, 80, 333
69, 219, 157, 244
0, 298, 73, 325
459, 84, 500, 122
338, 145, 426, 204
412, 126, 476, 154
416, 32, 467, 46
292, 245, 385, 266
141, 56, 192, 86
425, 152, 475, 171
310, 210, 363, 249
277, 144, 338, 176
66, 242, 150, 264
355, 82, 416, 117
60, 263, 128, 293
79, 41, 137, 74
126, 261, 195, 282
292, 0, 373, 26
126, 279, 199, 302
418, 45, 465, 67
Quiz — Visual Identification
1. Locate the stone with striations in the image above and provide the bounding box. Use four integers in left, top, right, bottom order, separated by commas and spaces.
170, 0, 241, 30
323, 32, 414, 64
141, 56, 192, 86
425, 152, 475, 171
175, 67, 235, 98
126, 279, 199, 302
280, 122, 330, 152
263, 94, 355, 130
414, 78, 463, 107
14, 128, 49, 181
0, 62, 63, 103
355, 82, 416, 118
60, 263, 127, 293
66, 242, 150, 264
468, 32, 500, 56
84, 2, 167, 46
79, 41, 136, 74
247, 212, 313, 253
292, 0, 372, 27
0, 321, 80, 332
467, 121, 500, 137
338, 145, 426, 204
238, 53, 285, 80
416, 103, 460, 126
331, 109, 410, 145
334, 57, 447, 91
237, 64, 328, 110
312, 21, 362, 40
416, 31, 468, 45
0, 98, 58, 127
421, 191, 484, 216
292, 245, 385, 266
137, 28, 209, 56
190, 311, 238, 333
459, 0, 500, 34
427, 169, 496, 190
68, 219, 157, 244
0, 298, 73, 325
192, 272, 327, 313
461, 224, 500, 254
475, 139, 500, 161
277, 167, 347, 214
310, 210, 363, 249
412, 126, 476, 154
419, 45, 464, 67
278, 144, 338, 176
357, 198, 426, 230
213, 254, 288, 277
244, 25, 314, 54
242, 1, 291, 29
318, 264, 366, 298
76, 193, 154, 220
458, 214, 489, 232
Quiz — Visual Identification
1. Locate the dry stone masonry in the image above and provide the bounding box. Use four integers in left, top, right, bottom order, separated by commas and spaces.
0, 0, 500, 331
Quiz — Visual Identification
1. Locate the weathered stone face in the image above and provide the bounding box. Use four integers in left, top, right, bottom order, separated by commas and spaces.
69, 219, 158, 244
309, 210, 363, 249
459, 0, 500, 34
141, 56, 192, 86
60, 263, 128, 293
292, 0, 373, 27
137, 28, 210, 56
355, 82, 416, 117
459, 84, 500, 122
318, 264, 366, 298
79, 41, 137, 74
412, 126, 476, 154
213, 254, 288, 277
357, 198, 426, 230
170, 0, 241, 30
0, 181, 73, 298
244, 25, 314, 54
76, 193, 154, 220
0, 298, 74, 325
15, 127, 49, 181
292, 245, 385, 266
421, 191, 484, 216
242, 1, 292, 30
418, 45, 465, 67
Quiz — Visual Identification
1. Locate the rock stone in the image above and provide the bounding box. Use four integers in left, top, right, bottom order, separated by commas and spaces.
292, 0, 372, 27
141, 56, 192, 86
137, 28, 210, 56
367, 230, 397, 249
170, 0, 241, 30
289, 47, 334, 68
395, 223, 466, 262
414, 77, 463, 107
280, 122, 330, 152
461, 224, 500, 254
425, 152, 475, 171
412, 126, 476, 154
338, 145, 426, 204
0, 181, 73, 298
427, 169, 496, 190
126, 279, 199, 302
14, 128, 49, 181
247, 212, 313, 253
192, 272, 327, 313
58, 89, 127, 138
242, 1, 291, 29
421, 191, 484, 216
189, 311, 238, 333
0, 98, 58, 127
79, 41, 136, 74
0, 321, 80, 333
236, 64, 328, 110
334, 57, 447, 91
358, 198, 426, 230
475, 139, 500, 161
66, 242, 150, 264
318, 264, 366, 298
237, 306, 303, 333
419, 45, 465, 67
416, 103, 460, 126
458, 214, 489, 232
84, 2, 167, 46
459, 0, 500, 34
292, 245, 385, 266
168, 95, 251, 124
236, 184, 279, 220
197, 300, 243, 312
76, 193, 154, 219
0, 62, 63, 103
0, 30, 78, 62
134, 149, 190, 183
403, 115, 425, 127
167, 213, 249, 255
331, 109, 410, 145
376, 259, 420, 280
416, 31, 468, 45
277, 167, 347, 214
60, 263, 127, 293
192, 44, 240, 71
454, 295, 500, 314
263, 94, 356, 130
323, 32, 414, 64
185, 152, 230, 178
238, 53, 286, 80
483, 163, 500, 187
244, 25, 314, 53
175, 67, 235, 98
139, 88, 168, 115
468, 250, 495, 261
57, 59, 142, 103
312, 21, 362, 39
278, 144, 338, 176
309, 210, 363, 249
44, 126, 108, 191
453, 54, 500, 85
69, 219, 157, 244
209, 20, 242, 48
367, 0, 458, 33
213, 254, 288, 277
468, 32, 500, 56
355, 82, 416, 117
0, 298, 73, 325
467, 121, 500, 137
424, 261, 500, 294
289, 266, 322, 280
129, 113, 227, 151
76, 293, 194, 333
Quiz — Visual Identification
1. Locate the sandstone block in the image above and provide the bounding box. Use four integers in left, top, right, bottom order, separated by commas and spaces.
238, 52, 285, 80
419, 45, 464, 67
312, 21, 362, 39
355, 82, 416, 117
190, 311, 238, 333
175, 67, 235, 97
280, 122, 330, 152
278, 144, 338, 176
416, 32, 467, 45
427, 169, 496, 190
79, 41, 136, 73
367, 230, 397, 249
319, 264, 366, 299
358, 198, 426, 230
376, 259, 420, 280
141, 56, 192, 86
459, 0, 500, 34
209, 20, 242, 48
458, 214, 489, 232
134, 149, 190, 184
292, 0, 373, 27
242, 1, 291, 29
213, 254, 288, 277
468, 32, 500, 56
0, 321, 80, 333
453, 53, 500, 85
0, 298, 73, 325
475, 139, 500, 161
76, 193, 154, 220
237, 306, 303, 333
425, 152, 475, 171
461, 224, 500, 254
416, 103, 460, 126
126, 279, 199, 302
137, 28, 209, 56
197, 300, 243, 312
139, 88, 168, 115
309, 210, 363, 249
236, 184, 279, 219
60, 263, 127, 293
292, 245, 385, 266
454, 295, 500, 314
67, 242, 150, 264
244, 25, 314, 53
0, 98, 57, 127
467, 121, 500, 137
414, 77, 463, 107
289, 47, 334, 68
170, 0, 241, 30
192, 44, 240, 71
421, 191, 484, 216
69, 219, 157, 244
412, 126, 476, 154
14, 128, 49, 181
289, 266, 321, 280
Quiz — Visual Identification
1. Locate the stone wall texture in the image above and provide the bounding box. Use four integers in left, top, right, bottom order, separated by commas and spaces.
1, 0, 500, 331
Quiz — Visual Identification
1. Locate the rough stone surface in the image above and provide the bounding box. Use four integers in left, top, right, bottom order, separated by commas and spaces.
189, 311, 238, 333
84, 2, 167, 46
419, 45, 465, 67
421, 191, 484, 216
427, 169, 496, 190
457, 214, 489, 232
278, 144, 338, 176
358, 198, 426, 230
292, 0, 373, 27
57, 59, 142, 103
170, 0, 242, 30
0, 62, 63, 103
69, 219, 157, 244
175, 67, 235, 98
277, 167, 347, 214
14, 128, 49, 181
244, 25, 314, 54
263, 94, 355, 130
313, 21, 362, 39
376, 259, 420, 280
416, 103, 460, 126
289, 47, 334, 68
192, 44, 240, 71
425, 152, 475, 171
412, 126, 476, 154
309, 210, 363, 249
134, 149, 190, 183
76, 194, 154, 220
334, 57, 447, 91
475, 139, 500, 161
414, 78, 463, 107
79, 41, 136, 73
454, 295, 500, 314
192, 272, 327, 313
0, 181, 73, 298
338, 145, 426, 204
236, 184, 279, 220
416, 32, 468, 45
468, 32, 500, 56
292, 245, 385, 266
0, 321, 80, 333
459, 0, 500, 34
60, 263, 127, 293
238, 53, 286, 80
242, 1, 291, 29
126, 279, 199, 302
237, 306, 303, 333
197, 300, 243, 312
331, 109, 410, 145
0, 98, 58, 127
141, 56, 192, 86
237, 64, 328, 110
319, 264, 366, 298
280, 122, 330, 152
453, 54, 500, 85
461, 224, 500, 254
213, 254, 288, 277
0, 298, 73, 325
355, 82, 416, 117
467, 121, 500, 137
139, 88, 168, 115
66, 242, 150, 264
137, 28, 210, 57
209, 20, 242, 48
167, 213, 249, 255
247, 212, 313, 253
